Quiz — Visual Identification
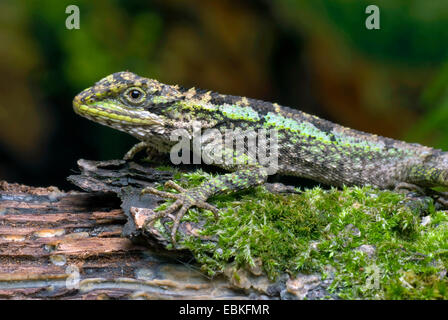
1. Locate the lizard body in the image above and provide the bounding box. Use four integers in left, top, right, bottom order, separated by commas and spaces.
73, 71, 448, 241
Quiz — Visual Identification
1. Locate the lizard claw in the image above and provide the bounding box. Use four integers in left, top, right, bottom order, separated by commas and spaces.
139, 180, 219, 243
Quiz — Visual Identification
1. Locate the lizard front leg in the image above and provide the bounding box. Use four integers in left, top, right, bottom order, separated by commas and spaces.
131, 166, 269, 243
124, 141, 164, 161
124, 141, 152, 160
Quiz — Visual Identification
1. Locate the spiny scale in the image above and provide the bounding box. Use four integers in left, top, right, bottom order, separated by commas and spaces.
73, 71, 448, 242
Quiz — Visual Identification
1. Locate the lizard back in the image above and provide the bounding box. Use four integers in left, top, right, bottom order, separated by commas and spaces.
73, 71, 448, 189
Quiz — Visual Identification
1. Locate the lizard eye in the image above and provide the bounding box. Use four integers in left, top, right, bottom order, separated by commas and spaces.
124, 87, 146, 104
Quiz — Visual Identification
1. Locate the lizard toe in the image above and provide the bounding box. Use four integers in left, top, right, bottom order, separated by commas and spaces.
138, 184, 220, 243
141, 186, 182, 200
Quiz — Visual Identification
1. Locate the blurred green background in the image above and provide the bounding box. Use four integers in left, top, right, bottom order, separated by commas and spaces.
0, 0, 447, 190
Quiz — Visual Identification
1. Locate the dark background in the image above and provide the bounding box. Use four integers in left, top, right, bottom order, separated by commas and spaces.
1, 0, 447, 190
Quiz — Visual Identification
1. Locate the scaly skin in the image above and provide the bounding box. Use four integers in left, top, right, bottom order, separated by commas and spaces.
73, 71, 448, 242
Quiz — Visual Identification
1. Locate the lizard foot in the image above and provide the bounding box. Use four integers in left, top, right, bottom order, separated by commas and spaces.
134, 180, 219, 243
395, 183, 448, 209
428, 190, 448, 208
394, 182, 425, 195
124, 141, 160, 161
264, 182, 300, 194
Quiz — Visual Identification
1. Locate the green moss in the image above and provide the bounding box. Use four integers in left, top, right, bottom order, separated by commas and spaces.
152, 168, 448, 299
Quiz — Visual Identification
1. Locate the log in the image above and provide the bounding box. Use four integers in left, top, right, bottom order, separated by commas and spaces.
0, 162, 278, 300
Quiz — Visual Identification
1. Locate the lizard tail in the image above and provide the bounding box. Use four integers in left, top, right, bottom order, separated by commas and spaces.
406, 164, 448, 187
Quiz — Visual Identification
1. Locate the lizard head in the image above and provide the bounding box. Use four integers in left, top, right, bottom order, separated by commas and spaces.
73, 71, 184, 140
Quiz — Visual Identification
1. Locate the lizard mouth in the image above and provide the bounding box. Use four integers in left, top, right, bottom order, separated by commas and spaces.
73, 99, 147, 125
73, 92, 163, 126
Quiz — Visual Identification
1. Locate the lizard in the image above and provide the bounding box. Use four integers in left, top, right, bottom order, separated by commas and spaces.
73, 71, 448, 243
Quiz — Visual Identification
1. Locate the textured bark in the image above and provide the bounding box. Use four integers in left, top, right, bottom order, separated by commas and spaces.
0, 160, 323, 300
0, 180, 267, 299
